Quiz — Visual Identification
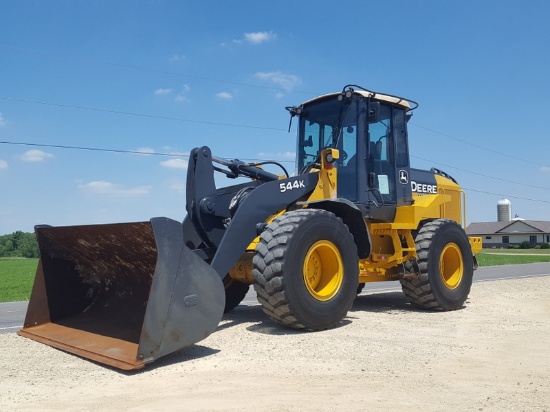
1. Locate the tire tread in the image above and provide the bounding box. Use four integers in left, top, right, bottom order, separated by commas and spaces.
400, 219, 472, 311
253, 209, 356, 330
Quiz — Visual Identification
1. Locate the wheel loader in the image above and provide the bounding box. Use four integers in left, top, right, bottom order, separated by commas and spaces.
18, 84, 482, 370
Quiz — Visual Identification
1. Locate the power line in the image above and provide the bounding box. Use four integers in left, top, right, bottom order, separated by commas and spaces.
2, 141, 548, 203
3, 44, 547, 168
0, 140, 188, 157
411, 154, 550, 191
3, 94, 546, 171
2, 96, 547, 192
0, 96, 288, 132
1, 64, 548, 195
0, 140, 296, 164
410, 123, 549, 168
463, 187, 550, 204
3, 45, 549, 211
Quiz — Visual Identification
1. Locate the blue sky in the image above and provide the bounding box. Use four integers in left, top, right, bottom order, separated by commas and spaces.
1, 0, 550, 235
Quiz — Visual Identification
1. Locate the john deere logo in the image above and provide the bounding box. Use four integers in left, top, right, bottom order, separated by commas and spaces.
399, 170, 408, 184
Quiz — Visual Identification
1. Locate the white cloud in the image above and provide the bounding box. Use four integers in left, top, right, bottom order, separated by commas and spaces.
227, 31, 276, 46
540, 166, 550, 173
170, 54, 186, 62
161, 158, 188, 169
244, 31, 276, 44
0, 159, 8, 169
215, 91, 233, 100
0, 113, 5, 126
175, 84, 191, 103
155, 88, 173, 96
19, 150, 55, 162
78, 181, 151, 196
254, 72, 301, 92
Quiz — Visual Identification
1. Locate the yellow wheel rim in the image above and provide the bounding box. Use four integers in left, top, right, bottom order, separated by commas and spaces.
303, 240, 343, 301
439, 243, 463, 290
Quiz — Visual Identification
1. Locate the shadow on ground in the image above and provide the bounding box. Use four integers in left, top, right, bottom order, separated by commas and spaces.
117, 291, 458, 374
351, 291, 413, 313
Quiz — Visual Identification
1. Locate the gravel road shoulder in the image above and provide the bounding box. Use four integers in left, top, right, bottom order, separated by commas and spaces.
1, 276, 549, 411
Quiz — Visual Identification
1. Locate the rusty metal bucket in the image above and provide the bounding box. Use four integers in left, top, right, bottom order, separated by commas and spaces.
18, 217, 225, 370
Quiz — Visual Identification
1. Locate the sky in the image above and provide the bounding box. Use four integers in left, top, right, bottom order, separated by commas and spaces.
1, 0, 550, 235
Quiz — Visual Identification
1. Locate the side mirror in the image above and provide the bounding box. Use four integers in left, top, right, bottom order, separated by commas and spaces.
368, 172, 377, 187
367, 102, 380, 124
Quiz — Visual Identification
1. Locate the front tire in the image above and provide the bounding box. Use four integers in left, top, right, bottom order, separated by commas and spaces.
400, 219, 473, 310
253, 209, 359, 330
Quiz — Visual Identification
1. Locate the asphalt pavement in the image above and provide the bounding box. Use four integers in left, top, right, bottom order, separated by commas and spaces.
2, 262, 550, 334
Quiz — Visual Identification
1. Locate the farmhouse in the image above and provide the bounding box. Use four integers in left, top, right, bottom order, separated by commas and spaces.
466, 198, 550, 248
466, 219, 550, 248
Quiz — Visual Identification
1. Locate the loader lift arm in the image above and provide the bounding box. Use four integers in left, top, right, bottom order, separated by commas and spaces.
184, 146, 319, 279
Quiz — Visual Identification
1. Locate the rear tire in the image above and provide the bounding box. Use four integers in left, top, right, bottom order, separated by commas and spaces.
400, 219, 473, 310
253, 209, 359, 330
223, 277, 250, 313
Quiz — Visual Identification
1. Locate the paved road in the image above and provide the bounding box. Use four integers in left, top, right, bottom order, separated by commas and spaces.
2, 262, 550, 335
0, 301, 28, 335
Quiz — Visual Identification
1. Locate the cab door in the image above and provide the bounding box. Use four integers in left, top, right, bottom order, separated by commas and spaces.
393, 108, 412, 207
364, 104, 412, 221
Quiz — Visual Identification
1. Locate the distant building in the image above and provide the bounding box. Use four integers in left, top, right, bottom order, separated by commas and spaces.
466, 220, 550, 247
466, 198, 550, 247
496, 198, 512, 222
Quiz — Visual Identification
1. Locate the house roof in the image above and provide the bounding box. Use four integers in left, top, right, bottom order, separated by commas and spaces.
466, 220, 550, 235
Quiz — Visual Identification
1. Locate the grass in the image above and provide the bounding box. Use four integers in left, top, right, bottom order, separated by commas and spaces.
476, 253, 550, 266
476, 247, 550, 266
1, 249, 550, 303
479, 248, 550, 255
0, 258, 38, 302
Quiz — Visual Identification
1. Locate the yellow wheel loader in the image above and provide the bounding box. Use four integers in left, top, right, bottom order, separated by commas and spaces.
19, 85, 482, 370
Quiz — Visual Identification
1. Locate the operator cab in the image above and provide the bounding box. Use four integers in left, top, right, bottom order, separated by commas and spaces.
291, 85, 418, 221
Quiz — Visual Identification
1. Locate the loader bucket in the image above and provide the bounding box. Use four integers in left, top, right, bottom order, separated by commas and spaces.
18, 217, 225, 371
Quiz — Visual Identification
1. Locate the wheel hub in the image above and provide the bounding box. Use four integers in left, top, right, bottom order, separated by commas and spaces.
303, 240, 343, 301
439, 242, 464, 290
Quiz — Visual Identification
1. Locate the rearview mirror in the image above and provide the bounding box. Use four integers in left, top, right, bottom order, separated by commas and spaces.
367, 102, 380, 124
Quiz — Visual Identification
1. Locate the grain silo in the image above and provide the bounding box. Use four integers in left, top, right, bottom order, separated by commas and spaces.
497, 198, 511, 222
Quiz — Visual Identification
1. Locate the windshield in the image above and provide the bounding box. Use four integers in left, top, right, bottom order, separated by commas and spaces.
296, 97, 362, 173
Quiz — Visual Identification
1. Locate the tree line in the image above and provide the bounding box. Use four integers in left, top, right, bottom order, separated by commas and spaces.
0, 231, 39, 258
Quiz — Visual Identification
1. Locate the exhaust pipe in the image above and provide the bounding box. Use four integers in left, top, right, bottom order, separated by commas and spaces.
18, 217, 225, 370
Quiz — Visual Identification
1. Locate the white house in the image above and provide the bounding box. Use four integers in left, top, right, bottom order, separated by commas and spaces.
466, 219, 550, 248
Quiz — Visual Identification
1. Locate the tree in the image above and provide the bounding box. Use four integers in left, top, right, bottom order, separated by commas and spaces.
0, 231, 39, 258
19, 234, 39, 258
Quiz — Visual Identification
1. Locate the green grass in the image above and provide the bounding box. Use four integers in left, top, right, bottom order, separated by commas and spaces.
481, 248, 550, 255
0, 258, 38, 302
477, 250, 550, 266
476, 254, 550, 266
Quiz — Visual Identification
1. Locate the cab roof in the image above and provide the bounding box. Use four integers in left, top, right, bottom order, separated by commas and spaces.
302, 90, 413, 110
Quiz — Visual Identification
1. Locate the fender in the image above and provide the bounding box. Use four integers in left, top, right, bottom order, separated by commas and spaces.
301, 198, 371, 259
